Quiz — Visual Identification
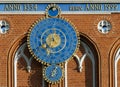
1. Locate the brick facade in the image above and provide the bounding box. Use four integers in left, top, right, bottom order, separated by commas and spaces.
0, 14, 120, 87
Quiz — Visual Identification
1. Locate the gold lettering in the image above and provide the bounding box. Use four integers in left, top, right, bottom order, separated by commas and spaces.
69, 6, 82, 11
69, 6, 73, 11
104, 4, 118, 11
23, 4, 37, 11
34, 4, 37, 11
24, 4, 29, 11
86, 4, 102, 11
86, 4, 89, 10
4, 4, 21, 11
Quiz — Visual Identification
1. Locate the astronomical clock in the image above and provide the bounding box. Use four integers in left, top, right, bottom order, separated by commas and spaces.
27, 4, 80, 84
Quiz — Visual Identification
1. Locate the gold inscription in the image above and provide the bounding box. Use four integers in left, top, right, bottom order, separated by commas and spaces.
4, 4, 21, 11
86, 4, 102, 11
104, 4, 118, 11
69, 6, 82, 11
23, 4, 37, 11
4, 4, 37, 11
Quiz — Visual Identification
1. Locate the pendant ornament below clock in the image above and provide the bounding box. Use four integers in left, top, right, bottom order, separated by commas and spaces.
27, 4, 80, 84
43, 65, 64, 84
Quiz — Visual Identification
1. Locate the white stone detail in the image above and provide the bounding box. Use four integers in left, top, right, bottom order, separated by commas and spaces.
65, 61, 68, 87
98, 20, 112, 34
74, 53, 87, 72
64, 41, 96, 87
114, 48, 120, 87
0, 20, 9, 34
14, 42, 46, 87
81, 41, 95, 87
0, 0, 119, 3
27, 66, 31, 73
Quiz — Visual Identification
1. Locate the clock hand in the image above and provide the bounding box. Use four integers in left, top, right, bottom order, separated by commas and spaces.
49, 35, 54, 48
53, 28, 56, 34
52, 33, 55, 42
52, 28, 58, 44
46, 48, 51, 56
50, 28, 56, 43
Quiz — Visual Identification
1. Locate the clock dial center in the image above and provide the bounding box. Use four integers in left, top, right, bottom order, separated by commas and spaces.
28, 18, 78, 64
27, 4, 79, 84
46, 33, 61, 48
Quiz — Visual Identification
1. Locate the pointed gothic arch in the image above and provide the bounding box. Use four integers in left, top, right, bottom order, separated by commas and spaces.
64, 33, 101, 87
7, 35, 47, 87
109, 38, 120, 87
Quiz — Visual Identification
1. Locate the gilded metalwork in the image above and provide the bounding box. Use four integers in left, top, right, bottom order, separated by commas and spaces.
27, 4, 80, 84
27, 17, 80, 65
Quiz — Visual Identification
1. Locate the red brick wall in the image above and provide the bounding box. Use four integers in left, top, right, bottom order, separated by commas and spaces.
17, 58, 44, 87
0, 14, 119, 87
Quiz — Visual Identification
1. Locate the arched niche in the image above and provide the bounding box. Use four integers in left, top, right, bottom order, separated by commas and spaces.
109, 38, 120, 87
7, 35, 48, 87
64, 33, 101, 87
8, 33, 101, 87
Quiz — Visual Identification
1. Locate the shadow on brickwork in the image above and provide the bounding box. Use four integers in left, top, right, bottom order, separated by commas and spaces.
17, 46, 48, 87
28, 59, 43, 87
81, 35, 99, 87
85, 57, 93, 87
76, 43, 93, 87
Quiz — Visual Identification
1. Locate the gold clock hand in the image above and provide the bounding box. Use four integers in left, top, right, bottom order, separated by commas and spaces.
53, 28, 56, 34
46, 48, 51, 56
49, 35, 54, 47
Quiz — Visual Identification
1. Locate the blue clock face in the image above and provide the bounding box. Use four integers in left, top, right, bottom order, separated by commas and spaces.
28, 18, 78, 64
48, 7, 59, 17
43, 65, 63, 84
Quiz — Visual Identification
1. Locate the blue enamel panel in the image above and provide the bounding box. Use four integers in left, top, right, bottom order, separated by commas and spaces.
29, 18, 78, 64
48, 7, 59, 17
45, 65, 62, 82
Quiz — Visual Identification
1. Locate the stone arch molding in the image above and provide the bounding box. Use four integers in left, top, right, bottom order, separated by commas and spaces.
8, 35, 46, 87
13, 42, 47, 87
14, 41, 93, 87
64, 33, 100, 87
14, 42, 33, 87
110, 38, 120, 87
8, 34, 100, 87
14, 42, 33, 73
73, 41, 95, 73
114, 48, 120, 87
65, 41, 95, 87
